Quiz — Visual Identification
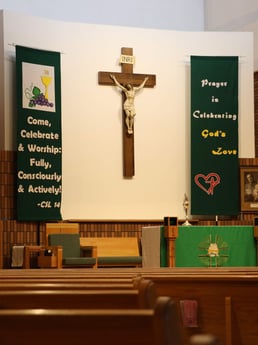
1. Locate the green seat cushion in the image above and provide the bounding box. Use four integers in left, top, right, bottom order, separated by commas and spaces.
98, 256, 142, 265
63, 257, 96, 266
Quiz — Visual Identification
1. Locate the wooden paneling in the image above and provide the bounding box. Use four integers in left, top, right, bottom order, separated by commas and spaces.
0, 151, 16, 220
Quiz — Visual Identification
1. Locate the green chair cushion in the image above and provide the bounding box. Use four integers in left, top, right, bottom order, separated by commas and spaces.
98, 256, 142, 265
63, 257, 96, 266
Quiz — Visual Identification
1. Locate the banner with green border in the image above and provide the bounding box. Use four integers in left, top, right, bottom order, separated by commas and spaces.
16, 46, 62, 221
191, 56, 239, 215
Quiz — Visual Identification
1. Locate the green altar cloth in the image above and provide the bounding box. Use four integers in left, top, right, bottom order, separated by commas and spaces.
175, 226, 256, 267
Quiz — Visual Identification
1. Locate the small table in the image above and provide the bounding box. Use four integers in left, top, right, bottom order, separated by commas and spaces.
38, 254, 57, 268
38, 246, 63, 269
23, 245, 42, 269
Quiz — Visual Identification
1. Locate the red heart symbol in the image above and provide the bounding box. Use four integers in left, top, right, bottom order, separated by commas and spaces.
194, 173, 221, 195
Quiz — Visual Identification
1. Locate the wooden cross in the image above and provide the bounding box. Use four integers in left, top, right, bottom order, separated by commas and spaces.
98, 47, 156, 178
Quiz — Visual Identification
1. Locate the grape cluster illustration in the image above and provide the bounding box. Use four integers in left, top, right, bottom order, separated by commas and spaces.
28, 86, 53, 108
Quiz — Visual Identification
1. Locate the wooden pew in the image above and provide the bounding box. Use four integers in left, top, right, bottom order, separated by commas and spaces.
80, 237, 142, 267
0, 270, 141, 280
138, 268, 258, 345
0, 284, 157, 309
1, 267, 256, 345
0, 296, 181, 345
0, 267, 141, 277
0, 270, 144, 282
0, 282, 146, 291
2, 267, 258, 345
0, 268, 144, 282
0, 274, 151, 291
0, 271, 144, 293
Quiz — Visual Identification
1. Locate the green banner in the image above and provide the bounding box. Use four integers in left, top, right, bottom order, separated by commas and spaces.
16, 46, 62, 221
191, 56, 239, 215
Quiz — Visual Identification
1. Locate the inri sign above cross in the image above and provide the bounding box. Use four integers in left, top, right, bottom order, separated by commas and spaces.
98, 47, 156, 178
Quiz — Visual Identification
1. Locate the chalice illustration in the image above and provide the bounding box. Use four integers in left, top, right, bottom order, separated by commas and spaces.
41, 70, 52, 100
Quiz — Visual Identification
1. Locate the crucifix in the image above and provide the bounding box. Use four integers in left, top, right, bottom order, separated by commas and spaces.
98, 47, 156, 178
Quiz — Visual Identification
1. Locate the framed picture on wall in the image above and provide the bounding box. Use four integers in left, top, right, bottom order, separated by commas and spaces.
240, 167, 258, 211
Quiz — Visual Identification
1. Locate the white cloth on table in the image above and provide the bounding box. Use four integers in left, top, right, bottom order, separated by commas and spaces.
11, 245, 24, 267
141, 226, 161, 267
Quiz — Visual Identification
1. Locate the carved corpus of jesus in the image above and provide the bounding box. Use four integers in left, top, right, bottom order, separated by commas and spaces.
110, 74, 149, 134
98, 47, 156, 178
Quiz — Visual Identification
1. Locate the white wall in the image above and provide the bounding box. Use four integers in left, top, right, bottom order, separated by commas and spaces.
1, 11, 254, 219
0, 0, 204, 31
204, 0, 258, 70
2, 0, 258, 70
204, 0, 258, 30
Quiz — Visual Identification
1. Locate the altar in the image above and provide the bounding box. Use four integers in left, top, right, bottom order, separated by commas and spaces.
141, 226, 256, 267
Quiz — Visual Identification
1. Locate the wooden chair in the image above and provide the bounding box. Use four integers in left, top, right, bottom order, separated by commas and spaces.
41, 233, 97, 268
45, 222, 79, 246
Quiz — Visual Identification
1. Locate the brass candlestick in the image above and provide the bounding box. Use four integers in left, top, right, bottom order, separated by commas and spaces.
182, 193, 192, 226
